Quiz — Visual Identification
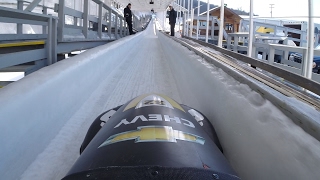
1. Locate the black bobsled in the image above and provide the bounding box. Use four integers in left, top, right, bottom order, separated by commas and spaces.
62, 94, 240, 180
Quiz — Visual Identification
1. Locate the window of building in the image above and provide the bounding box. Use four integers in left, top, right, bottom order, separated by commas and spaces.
225, 23, 233, 31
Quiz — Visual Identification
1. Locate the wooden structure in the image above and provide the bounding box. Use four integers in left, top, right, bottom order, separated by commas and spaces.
194, 6, 242, 36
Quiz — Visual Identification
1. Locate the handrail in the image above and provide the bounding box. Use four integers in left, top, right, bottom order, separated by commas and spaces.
269, 44, 320, 77
91, 0, 124, 18
0, 2, 53, 10
0, 6, 56, 65
241, 20, 307, 46
242, 20, 306, 35
55, 0, 134, 41
20, 0, 54, 10
0, 6, 55, 20
183, 35, 320, 95
225, 31, 320, 82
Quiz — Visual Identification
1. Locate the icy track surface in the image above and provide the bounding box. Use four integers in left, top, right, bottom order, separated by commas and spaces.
0, 20, 319, 180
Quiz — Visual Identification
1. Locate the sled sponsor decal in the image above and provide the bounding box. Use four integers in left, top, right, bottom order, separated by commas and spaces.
123, 94, 185, 112
114, 114, 195, 128
98, 126, 205, 148
188, 109, 204, 126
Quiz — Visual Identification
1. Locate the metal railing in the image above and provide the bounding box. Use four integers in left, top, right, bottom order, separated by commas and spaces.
268, 44, 320, 81
182, 35, 320, 95
0, 0, 150, 75
225, 34, 320, 82
183, 15, 228, 40
55, 0, 131, 41
241, 20, 308, 47
0, 6, 57, 67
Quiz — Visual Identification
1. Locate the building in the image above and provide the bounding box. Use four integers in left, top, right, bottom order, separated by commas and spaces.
193, 6, 243, 37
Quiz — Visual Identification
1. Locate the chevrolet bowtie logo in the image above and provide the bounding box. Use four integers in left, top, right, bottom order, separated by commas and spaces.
98, 126, 205, 148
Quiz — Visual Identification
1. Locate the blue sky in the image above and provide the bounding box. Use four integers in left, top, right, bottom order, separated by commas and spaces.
200, 0, 320, 23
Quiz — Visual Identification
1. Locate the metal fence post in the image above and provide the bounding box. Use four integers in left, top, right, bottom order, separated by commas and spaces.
219, 1, 225, 46
43, 6, 48, 34
302, 49, 308, 76
205, 0, 209, 42
268, 46, 275, 64
190, 0, 194, 37
187, 0, 190, 37
210, 17, 214, 40
127, 18, 129, 35
52, 18, 58, 63
283, 38, 289, 61
108, 9, 112, 39
227, 35, 231, 50
120, 18, 123, 37
239, 19, 242, 32
132, 16, 135, 31
196, 0, 200, 39
285, 27, 288, 37
74, 16, 78, 26
57, 0, 65, 42
125, 19, 128, 36
98, 2, 103, 39
247, 0, 253, 56
301, 32, 306, 47
83, 0, 89, 39
17, 0, 23, 34
182, 15, 186, 36
140, 19, 142, 31
306, 0, 315, 79
47, 16, 53, 65
115, 14, 119, 39
251, 43, 256, 58
123, 20, 126, 36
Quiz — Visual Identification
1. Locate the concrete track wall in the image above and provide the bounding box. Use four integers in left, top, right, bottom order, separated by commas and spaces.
0, 33, 142, 179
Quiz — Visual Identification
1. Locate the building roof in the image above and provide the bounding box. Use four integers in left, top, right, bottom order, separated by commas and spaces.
199, 7, 219, 16
189, 1, 249, 16
199, 6, 242, 21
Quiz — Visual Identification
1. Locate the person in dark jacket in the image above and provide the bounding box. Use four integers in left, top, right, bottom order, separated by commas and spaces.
124, 3, 135, 35
168, 5, 177, 36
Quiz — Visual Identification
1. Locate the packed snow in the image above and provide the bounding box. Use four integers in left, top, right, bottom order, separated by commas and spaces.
0, 19, 320, 180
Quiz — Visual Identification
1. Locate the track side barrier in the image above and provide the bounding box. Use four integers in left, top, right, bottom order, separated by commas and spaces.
165, 34, 320, 142
183, 36, 320, 96
0, 33, 142, 179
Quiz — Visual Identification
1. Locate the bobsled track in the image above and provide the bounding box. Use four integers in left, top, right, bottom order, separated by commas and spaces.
1, 19, 320, 180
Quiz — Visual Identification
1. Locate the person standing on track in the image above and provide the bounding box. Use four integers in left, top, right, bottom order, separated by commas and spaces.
168, 4, 177, 36
124, 3, 135, 35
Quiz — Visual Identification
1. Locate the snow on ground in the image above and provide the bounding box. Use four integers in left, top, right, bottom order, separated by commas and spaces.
0, 72, 24, 81
0, 19, 320, 180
